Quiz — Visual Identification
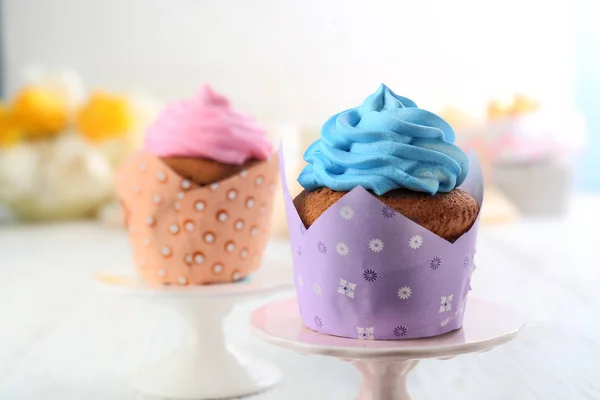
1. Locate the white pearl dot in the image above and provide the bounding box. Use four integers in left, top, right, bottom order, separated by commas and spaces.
181, 180, 191, 189
143, 238, 151, 246
157, 269, 166, 277
255, 176, 264, 185
194, 253, 205, 264
268, 184, 275, 192
185, 221, 195, 231
146, 216, 155, 226
153, 194, 162, 204
161, 246, 171, 256
245, 198, 255, 208
174, 202, 181, 211
233, 271, 241, 281
235, 220, 244, 231
195, 201, 206, 211
217, 211, 228, 222
177, 192, 185, 199
156, 172, 166, 182
204, 232, 215, 243
139, 163, 146, 171
210, 183, 219, 191
185, 254, 193, 265
241, 249, 249, 259
213, 264, 223, 273
227, 189, 238, 200
178, 276, 187, 285
240, 170, 248, 177
251, 227, 259, 236
133, 185, 140, 193
169, 224, 180, 234
226, 242, 235, 252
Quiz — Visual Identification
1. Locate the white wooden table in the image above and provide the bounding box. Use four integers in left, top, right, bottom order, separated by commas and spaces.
1, 195, 599, 399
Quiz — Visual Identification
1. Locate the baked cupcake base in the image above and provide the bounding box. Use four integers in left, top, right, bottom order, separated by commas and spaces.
294, 187, 479, 242
161, 157, 260, 186
279, 147, 483, 340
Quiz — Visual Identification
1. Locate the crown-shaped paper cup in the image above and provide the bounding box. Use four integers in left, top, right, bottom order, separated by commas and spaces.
279, 147, 483, 340
116, 152, 279, 285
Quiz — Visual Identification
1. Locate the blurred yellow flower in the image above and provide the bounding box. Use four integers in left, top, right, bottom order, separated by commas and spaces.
508, 94, 539, 116
76, 92, 133, 141
438, 106, 478, 130
487, 94, 539, 120
11, 86, 69, 139
0, 103, 25, 147
486, 100, 506, 121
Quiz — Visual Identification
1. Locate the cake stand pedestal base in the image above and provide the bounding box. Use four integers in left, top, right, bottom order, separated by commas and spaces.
251, 297, 524, 400
97, 268, 292, 399
353, 360, 418, 400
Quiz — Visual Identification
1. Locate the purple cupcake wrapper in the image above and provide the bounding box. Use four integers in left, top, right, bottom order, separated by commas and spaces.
279, 146, 483, 340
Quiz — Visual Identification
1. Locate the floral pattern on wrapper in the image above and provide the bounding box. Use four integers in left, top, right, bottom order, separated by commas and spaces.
279, 148, 483, 340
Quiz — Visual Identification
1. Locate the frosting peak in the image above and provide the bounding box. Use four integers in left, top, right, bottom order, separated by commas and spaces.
198, 85, 230, 107
298, 84, 469, 195
144, 85, 272, 165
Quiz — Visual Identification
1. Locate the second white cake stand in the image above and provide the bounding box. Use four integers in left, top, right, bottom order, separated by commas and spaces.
251, 297, 524, 400
97, 266, 292, 400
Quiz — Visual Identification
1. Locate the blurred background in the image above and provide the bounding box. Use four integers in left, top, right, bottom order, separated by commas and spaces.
0, 0, 598, 225
1, 1, 599, 399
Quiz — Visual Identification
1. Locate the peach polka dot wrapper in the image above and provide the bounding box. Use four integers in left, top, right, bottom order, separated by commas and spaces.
279, 147, 484, 340
116, 152, 279, 285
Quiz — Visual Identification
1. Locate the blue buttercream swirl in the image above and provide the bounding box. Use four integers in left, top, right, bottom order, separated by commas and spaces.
298, 84, 469, 195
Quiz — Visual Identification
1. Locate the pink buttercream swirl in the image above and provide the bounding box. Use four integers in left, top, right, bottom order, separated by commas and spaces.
144, 86, 272, 165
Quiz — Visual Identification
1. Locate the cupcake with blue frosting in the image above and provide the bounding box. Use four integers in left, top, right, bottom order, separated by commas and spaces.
294, 84, 478, 242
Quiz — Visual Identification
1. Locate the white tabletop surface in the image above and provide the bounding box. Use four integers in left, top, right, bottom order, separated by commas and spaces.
1, 195, 599, 400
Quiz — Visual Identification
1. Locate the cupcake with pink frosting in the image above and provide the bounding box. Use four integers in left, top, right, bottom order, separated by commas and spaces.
145, 85, 272, 185
115, 86, 278, 285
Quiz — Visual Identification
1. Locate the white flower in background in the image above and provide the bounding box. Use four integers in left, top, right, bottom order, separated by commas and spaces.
440, 317, 450, 327
313, 282, 322, 295
0, 135, 114, 221
297, 274, 304, 287
439, 294, 454, 313
409, 235, 423, 249
357, 327, 375, 340
369, 238, 384, 253
397, 286, 412, 300
338, 279, 357, 298
340, 206, 355, 220
336, 242, 350, 256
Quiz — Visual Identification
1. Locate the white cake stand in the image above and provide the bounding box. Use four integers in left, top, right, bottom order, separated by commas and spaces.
97, 266, 293, 400
251, 297, 524, 400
